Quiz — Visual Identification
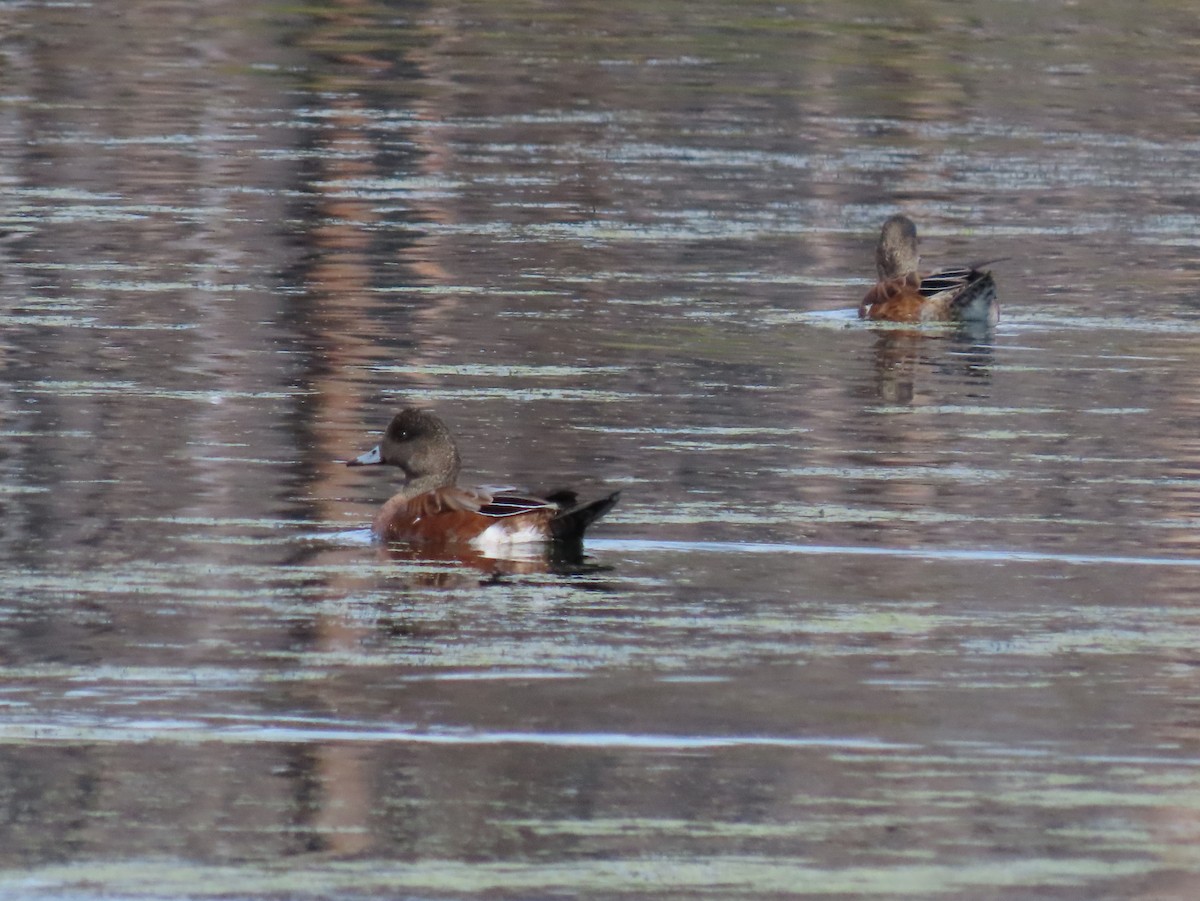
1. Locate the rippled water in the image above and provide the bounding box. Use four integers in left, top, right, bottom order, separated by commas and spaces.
4, 0, 1200, 898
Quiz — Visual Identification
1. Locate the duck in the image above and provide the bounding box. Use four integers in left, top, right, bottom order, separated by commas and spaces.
346, 408, 619, 557
858, 214, 999, 326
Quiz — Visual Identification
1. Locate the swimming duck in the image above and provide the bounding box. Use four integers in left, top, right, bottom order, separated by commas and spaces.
859, 214, 999, 326
347, 408, 618, 556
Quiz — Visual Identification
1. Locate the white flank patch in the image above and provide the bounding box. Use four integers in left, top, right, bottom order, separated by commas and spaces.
472, 521, 548, 558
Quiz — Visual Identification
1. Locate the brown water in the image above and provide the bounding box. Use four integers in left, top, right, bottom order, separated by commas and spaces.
4, 0, 1200, 898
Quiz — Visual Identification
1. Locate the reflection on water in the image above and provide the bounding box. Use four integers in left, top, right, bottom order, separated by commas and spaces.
4, 0, 1200, 898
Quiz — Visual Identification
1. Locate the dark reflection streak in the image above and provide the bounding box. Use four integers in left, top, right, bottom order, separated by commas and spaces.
277, 747, 329, 856
867, 326, 995, 405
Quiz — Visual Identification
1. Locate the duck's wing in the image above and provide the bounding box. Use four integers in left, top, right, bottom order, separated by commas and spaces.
411, 482, 562, 519
919, 257, 1007, 298
918, 264, 999, 324
478, 491, 559, 518
431, 484, 556, 519
918, 266, 978, 298
403, 486, 553, 516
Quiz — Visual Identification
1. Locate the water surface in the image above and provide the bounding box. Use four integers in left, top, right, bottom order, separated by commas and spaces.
3, 0, 1200, 898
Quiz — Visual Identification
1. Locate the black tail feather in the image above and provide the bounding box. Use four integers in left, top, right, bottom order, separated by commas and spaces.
948, 271, 998, 323
550, 490, 620, 542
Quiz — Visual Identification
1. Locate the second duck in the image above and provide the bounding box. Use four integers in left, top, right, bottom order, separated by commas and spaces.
859, 214, 999, 326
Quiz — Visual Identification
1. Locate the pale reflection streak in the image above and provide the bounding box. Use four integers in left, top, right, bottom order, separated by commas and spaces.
292, 3, 439, 860
0, 720, 916, 752
589, 538, 1200, 568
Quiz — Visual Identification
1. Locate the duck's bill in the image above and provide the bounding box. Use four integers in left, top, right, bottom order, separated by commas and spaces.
346, 445, 382, 466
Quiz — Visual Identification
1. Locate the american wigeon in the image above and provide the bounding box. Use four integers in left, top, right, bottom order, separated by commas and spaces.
859, 215, 999, 326
347, 408, 618, 556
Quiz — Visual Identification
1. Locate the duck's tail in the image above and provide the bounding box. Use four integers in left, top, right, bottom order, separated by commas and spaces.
550, 490, 620, 542
949, 271, 999, 325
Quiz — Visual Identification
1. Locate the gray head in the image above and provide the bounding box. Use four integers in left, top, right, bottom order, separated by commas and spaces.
347, 407, 462, 492
875, 214, 921, 280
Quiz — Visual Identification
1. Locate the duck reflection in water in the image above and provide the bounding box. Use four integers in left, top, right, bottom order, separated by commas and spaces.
868, 327, 996, 405
347, 408, 619, 572
859, 214, 1000, 326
